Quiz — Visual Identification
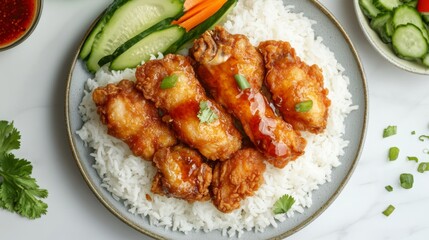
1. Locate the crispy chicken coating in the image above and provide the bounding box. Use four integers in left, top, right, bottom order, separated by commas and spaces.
191, 26, 306, 168
92, 80, 177, 160
151, 145, 212, 202
135, 54, 241, 161
259, 40, 331, 133
211, 148, 266, 213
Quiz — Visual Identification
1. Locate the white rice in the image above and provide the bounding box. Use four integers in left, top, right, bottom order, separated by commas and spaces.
77, 0, 356, 237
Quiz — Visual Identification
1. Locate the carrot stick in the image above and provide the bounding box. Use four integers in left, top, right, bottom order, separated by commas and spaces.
174, 0, 211, 24
184, 0, 205, 11
176, 0, 226, 31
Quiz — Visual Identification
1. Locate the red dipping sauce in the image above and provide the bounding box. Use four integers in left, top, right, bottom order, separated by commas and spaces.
0, 0, 40, 49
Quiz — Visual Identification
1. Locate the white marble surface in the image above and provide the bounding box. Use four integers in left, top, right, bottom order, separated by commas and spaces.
1, 0, 429, 239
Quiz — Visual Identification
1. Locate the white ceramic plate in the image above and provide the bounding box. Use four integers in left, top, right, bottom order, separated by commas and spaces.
353, 0, 429, 75
66, 1, 368, 239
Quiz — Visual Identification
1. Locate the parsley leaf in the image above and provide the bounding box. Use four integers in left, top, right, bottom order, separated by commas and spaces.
197, 101, 218, 123
0, 120, 48, 219
273, 194, 295, 214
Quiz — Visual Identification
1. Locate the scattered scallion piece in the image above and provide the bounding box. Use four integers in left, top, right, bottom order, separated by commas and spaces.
388, 147, 400, 161
197, 101, 218, 123
383, 125, 397, 138
160, 74, 178, 89
418, 135, 429, 142
273, 194, 295, 214
411, 131, 416, 135
382, 205, 395, 217
385, 185, 393, 192
234, 74, 251, 90
417, 162, 429, 173
407, 156, 419, 162
295, 100, 313, 113
399, 173, 414, 189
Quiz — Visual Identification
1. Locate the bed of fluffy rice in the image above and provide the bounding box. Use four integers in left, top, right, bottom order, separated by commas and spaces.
77, 0, 356, 237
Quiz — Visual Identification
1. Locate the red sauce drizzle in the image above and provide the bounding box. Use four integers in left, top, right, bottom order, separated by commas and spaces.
0, 0, 36, 47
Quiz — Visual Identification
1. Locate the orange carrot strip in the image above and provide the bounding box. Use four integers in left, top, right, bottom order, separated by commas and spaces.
184, 0, 205, 11
178, 0, 226, 31
173, 0, 212, 24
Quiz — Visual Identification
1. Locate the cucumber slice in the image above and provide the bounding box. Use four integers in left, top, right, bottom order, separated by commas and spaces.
79, 0, 129, 60
385, 18, 395, 37
359, 0, 381, 19
423, 14, 429, 24
371, 12, 393, 43
166, 0, 238, 53
85, 0, 184, 73
392, 24, 428, 59
374, 0, 401, 11
392, 5, 429, 42
423, 53, 429, 67
110, 26, 185, 70
405, 0, 418, 7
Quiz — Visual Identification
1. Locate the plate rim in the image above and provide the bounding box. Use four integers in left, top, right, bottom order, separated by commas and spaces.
65, 1, 368, 239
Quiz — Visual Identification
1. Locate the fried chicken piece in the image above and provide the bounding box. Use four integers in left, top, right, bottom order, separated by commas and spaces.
259, 40, 331, 133
92, 80, 177, 160
211, 148, 266, 213
191, 26, 306, 168
151, 145, 212, 202
135, 54, 241, 161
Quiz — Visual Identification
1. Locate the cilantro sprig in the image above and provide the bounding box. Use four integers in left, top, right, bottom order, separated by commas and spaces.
0, 120, 48, 219
197, 101, 218, 124
273, 194, 295, 214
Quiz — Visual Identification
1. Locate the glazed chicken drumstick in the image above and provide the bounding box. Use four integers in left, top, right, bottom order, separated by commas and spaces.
92, 80, 177, 160
191, 26, 306, 168
259, 40, 331, 133
135, 54, 241, 161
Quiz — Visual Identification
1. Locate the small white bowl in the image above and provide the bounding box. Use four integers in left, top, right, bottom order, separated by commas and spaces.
353, 0, 429, 75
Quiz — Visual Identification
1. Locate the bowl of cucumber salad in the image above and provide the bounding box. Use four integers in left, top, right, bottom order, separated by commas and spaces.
355, 0, 429, 74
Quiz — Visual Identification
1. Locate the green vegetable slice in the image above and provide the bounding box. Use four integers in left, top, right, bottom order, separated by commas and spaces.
407, 156, 418, 162
399, 173, 414, 189
388, 147, 400, 161
417, 162, 429, 173
160, 74, 179, 89
295, 100, 313, 113
85, 0, 184, 72
385, 185, 393, 192
383, 125, 397, 138
382, 205, 395, 216
418, 135, 429, 141
79, 0, 129, 60
234, 74, 251, 90
359, 0, 381, 19
110, 25, 186, 70
273, 194, 295, 214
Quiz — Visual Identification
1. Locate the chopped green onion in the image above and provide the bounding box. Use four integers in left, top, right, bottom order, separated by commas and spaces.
417, 162, 429, 173
388, 147, 400, 161
407, 156, 419, 162
295, 100, 313, 113
382, 205, 395, 217
234, 74, 251, 90
197, 101, 218, 123
411, 131, 416, 135
383, 126, 397, 138
160, 74, 178, 89
418, 135, 429, 142
399, 173, 414, 189
385, 185, 393, 192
